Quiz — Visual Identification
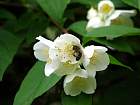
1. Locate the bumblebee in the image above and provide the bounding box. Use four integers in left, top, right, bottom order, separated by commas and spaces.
73, 45, 82, 61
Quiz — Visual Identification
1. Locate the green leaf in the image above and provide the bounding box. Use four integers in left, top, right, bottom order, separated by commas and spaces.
0, 30, 21, 80
87, 25, 140, 38
68, 21, 87, 36
13, 61, 61, 105
0, 9, 16, 20
69, 21, 135, 54
122, 0, 140, 9
112, 0, 127, 8
62, 93, 92, 105
37, 0, 70, 23
71, 0, 99, 6
25, 14, 48, 44
71, 0, 126, 7
109, 55, 133, 70
83, 37, 134, 54
69, 21, 140, 39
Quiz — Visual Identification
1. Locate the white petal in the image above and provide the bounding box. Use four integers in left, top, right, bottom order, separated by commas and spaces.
83, 46, 109, 74
98, 0, 114, 16
44, 59, 60, 76
86, 65, 97, 76
109, 10, 136, 20
83, 56, 90, 68
49, 48, 59, 60
54, 34, 80, 46
84, 45, 94, 58
33, 41, 46, 50
64, 69, 88, 84
64, 70, 96, 96
94, 46, 108, 53
36, 36, 54, 48
82, 76, 96, 94
64, 83, 81, 96
45, 56, 78, 76
86, 17, 105, 31
87, 7, 98, 20
33, 41, 49, 61
54, 63, 78, 76
95, 52, 110, 71
83, 45, 94, 69
104, 18, 111, 26
86, 52, 110, 72
64, 69, 88, 96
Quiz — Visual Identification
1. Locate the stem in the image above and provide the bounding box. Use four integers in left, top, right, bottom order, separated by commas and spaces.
49, 16, 68, 33
0, 1, 68, 33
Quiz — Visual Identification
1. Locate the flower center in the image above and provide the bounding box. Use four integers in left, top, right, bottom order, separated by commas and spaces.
100, 3, 113, 14
59, 43, 82, 63
90, 52, 97, 64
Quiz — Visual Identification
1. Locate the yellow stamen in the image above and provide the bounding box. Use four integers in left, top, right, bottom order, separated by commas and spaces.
90, 52, 98, 64
59, 43, 74, 61
100, 3, 112, 14
63, 61, 73, 67
47, 58, 52, 64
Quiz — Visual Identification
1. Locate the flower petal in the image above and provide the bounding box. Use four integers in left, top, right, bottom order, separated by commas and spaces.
49, 48, 59, 60
54, 34, 81, 46
87, 52, 110, 72
82, 76, 96, 94
64, 69, 96, 96
87, 7, 98, 20
86, 17, 105, 31
84, 46, 109, 73
64, 83, 81, 96
36, 36, 54, 48
84, 45, 94, 58
64, 69, 88, 96
44, 58, 60, 76
94, 46, 108, 53
64, 69, 88, 84
33, 41, 49, 61
54, 63, 78, 76
109, 10, 136, 20
98, 0, 114, 16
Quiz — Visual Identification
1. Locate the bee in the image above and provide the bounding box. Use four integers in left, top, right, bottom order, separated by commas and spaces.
73, 45, 82, 61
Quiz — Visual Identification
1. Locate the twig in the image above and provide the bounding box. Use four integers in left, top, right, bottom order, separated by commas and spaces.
49, 16, 68, 33
0, 1, 68, 33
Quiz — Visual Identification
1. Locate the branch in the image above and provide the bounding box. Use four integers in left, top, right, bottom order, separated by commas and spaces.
49, 16, 68, 33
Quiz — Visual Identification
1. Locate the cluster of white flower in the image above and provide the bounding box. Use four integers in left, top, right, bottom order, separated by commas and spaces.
33, 34, 110, 96
86, 0, 136, 31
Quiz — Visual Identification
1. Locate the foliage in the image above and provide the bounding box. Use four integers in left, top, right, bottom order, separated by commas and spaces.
0, 0, 140, 105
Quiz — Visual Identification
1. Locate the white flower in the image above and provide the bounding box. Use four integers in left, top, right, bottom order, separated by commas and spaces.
53, 34, 83, 64
64, 69, 96, 96
98, 0, 114, 17
86, 0, 136, 30
83, 45, 110, 76
87, 8, 98, 20
33, 34, 83, 76
86, 16, 111, 31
